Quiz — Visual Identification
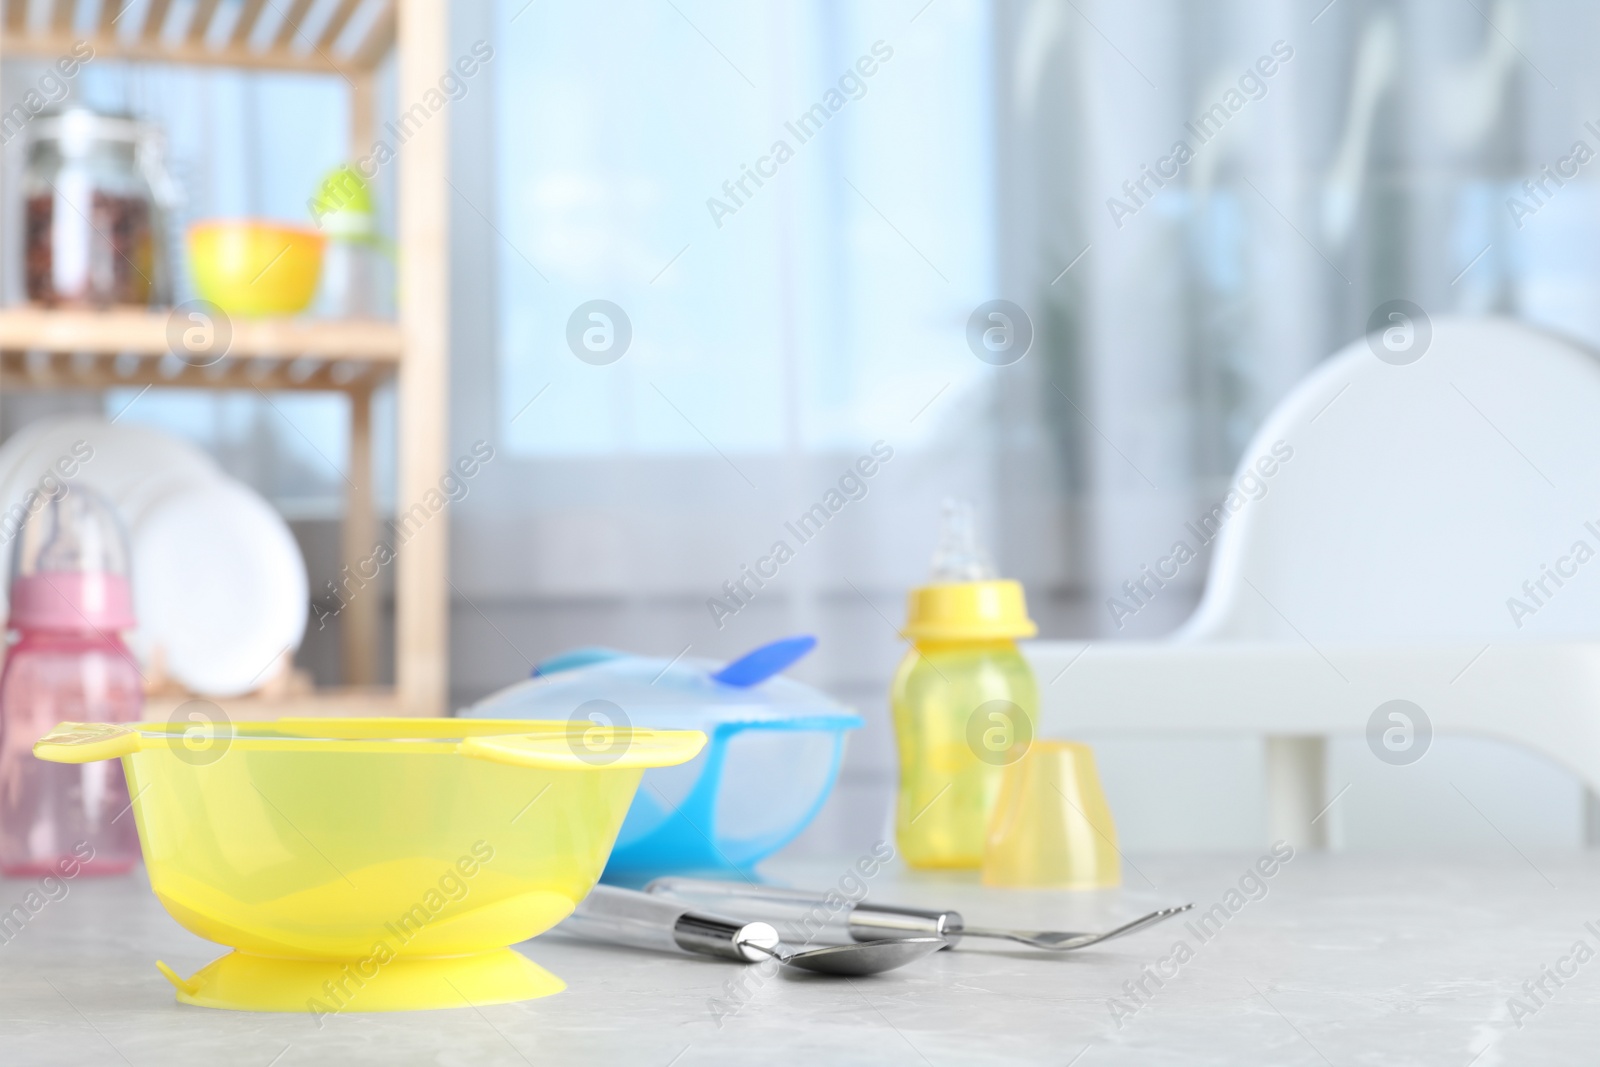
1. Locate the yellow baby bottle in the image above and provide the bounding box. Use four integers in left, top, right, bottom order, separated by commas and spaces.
892, 501, 1038, 869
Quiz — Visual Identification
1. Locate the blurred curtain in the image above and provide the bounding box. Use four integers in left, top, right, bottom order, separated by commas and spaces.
1003, 0, 1600, 640
995, 0, 1600, 849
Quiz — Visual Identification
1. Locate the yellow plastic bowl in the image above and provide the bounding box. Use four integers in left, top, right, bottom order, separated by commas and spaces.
187, 220, 325, 316
34, 718, 704, 1013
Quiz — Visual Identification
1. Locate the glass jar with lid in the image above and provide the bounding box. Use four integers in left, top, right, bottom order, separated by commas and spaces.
23, 106, 173, 307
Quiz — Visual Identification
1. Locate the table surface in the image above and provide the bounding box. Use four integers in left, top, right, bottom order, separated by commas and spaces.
1, 849, 1594, 1066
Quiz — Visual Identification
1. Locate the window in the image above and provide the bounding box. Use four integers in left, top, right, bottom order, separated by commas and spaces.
494, 0, 995, 458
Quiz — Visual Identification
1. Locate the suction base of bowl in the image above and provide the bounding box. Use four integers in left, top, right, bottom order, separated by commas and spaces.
158, 947, 564, 1013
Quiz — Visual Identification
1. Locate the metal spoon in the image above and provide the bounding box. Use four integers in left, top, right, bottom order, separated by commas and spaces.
750, 936, 946, 976
560, 886, 942, 976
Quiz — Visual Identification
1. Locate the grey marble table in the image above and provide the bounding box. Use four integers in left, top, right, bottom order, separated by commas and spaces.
0, 849, 1593, 1065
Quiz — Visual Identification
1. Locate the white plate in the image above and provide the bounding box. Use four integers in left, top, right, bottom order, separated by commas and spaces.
0, 417, 65, 496
0, 417, 85, 539
131, 478, 308, 697
1, 415, 219, 507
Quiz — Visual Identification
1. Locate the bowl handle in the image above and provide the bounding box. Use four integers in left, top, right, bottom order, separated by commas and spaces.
155, 960, 201, 996
458, 730, 707, 770
33, 723, 143, 763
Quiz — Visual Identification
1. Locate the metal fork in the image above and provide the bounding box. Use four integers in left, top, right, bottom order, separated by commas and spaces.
957, 903, 1194, 951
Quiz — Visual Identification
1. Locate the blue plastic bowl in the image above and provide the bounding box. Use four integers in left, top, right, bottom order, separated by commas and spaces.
462, 638, 861, 879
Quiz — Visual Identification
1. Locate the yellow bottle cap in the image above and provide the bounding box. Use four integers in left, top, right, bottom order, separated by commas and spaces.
902, 579, 1037, 641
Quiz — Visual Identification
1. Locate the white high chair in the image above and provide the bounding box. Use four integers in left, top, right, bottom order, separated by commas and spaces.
1026, 316, 1600, 847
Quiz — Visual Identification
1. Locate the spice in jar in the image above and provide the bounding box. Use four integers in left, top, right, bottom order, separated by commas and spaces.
25, 189, 155, 307
22, 108, 167, 308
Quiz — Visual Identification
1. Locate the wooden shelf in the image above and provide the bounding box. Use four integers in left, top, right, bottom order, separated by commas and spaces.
142, 687, 406, 722
1, 0, 396, 75
0, 1, 450, 717
0, 307, 400, 392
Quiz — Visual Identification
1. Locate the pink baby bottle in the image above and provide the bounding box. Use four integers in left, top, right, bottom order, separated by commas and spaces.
0, 486, 142, 876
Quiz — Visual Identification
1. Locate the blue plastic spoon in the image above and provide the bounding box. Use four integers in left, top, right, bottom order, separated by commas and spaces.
533, 635, 816, 688
711, 634, 817, 688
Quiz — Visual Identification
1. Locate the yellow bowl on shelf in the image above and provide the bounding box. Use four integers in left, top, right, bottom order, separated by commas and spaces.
34, 717, 705, 1013
187, 220, 325, 316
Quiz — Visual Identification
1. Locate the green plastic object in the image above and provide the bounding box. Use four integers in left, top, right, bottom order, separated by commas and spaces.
310, 165, 379, 242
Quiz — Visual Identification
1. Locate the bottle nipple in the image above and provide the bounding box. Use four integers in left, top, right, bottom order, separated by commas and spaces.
929, 498, 996, 583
